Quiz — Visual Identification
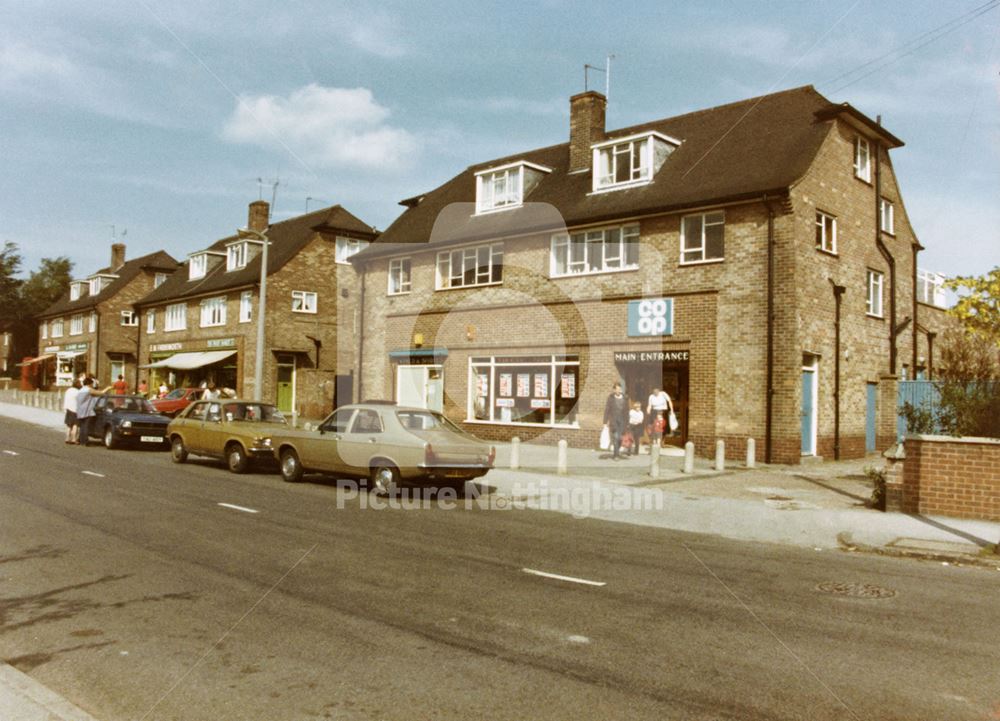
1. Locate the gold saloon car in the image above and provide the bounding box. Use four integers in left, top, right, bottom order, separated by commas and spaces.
269, 402, 495, 493
167, 399, 287, 473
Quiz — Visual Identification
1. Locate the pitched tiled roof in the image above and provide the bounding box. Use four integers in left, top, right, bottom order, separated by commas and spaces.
38, 250, 178, 319
357, 85, 882, 258
136, 205, 376, 306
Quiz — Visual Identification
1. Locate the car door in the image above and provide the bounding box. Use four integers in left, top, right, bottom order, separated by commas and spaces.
201, 402, 225, 456
182, 401, 210, 453
295, 407, 353, 473
338, 408, 384, 474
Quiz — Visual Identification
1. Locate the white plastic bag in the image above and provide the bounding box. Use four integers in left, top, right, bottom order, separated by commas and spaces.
668, 411, 679, 432
599, 425, 611, 450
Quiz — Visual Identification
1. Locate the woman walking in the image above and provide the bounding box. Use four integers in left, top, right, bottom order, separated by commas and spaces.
63, 379, 81, 444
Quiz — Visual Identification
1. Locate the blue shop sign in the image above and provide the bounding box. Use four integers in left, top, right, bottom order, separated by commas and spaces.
627, 298, 673, 337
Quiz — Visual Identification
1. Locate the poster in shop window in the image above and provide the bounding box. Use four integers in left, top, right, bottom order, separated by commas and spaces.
560, 372, 576, 398
516, 373, 530, 398
499, 373, 512, 397
533, 373, 548, 398
476, 373, 489, 398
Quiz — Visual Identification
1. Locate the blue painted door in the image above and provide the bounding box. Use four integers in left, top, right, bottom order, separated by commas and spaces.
801, 369, 815, 455
866, 383, 877, 452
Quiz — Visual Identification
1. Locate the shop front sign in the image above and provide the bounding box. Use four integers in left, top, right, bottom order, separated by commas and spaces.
627, 298, 674, 337
206, 337, 236, 349
613, 350, 690, 364
150, 342, 183, 352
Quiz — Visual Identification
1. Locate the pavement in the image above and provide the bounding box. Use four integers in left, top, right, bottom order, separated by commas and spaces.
1, 399, 999, 719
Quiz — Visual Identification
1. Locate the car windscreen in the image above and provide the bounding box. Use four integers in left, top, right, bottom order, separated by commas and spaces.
111, 397, 158, 414
396, 410, 463, 433
222, 403, 286, 424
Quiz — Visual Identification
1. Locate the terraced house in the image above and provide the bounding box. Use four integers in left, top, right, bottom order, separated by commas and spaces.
134, 200, 376, 418
32, 244, 177, 389
352, 85, 946, 464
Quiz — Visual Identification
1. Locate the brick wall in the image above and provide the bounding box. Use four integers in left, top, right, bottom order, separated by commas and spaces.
898, 435, 1000, 520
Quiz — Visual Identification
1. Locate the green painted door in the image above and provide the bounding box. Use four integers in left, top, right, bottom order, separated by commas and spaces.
276, 355, 295, 413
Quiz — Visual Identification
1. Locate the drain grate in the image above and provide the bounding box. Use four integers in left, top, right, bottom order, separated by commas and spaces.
816, 581, 897, 599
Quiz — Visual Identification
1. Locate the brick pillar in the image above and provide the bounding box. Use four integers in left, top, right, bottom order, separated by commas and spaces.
877, 373, 898, 452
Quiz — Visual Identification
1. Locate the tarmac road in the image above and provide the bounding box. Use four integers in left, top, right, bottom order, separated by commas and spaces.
0, 416, 998, 721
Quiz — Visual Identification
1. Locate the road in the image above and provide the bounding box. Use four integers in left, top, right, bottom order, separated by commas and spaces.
0, 417, 998, 721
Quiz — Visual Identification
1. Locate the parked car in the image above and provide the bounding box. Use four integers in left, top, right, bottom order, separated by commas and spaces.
269, 402, 495, 493
150, 387, 204, 416
167, 399, 287, 473
89, 394, 171, 449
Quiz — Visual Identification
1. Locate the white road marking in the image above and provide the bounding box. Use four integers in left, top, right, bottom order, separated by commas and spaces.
218, 503, 259, 514
566, 635, 591, 644
2, 450, 18, 456
521, 568, 606, 587
81, 471, 105, 477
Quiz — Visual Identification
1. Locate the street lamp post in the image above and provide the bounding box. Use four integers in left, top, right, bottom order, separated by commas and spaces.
237, 227, 269, 402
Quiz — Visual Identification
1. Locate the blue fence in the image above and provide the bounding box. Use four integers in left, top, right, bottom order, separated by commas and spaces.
897, 380, 942, 438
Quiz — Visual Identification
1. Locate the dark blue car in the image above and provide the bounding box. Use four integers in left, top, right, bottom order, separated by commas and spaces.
89, 394, 171, 449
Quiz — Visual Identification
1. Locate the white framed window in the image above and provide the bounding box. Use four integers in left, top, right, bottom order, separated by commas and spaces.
41, 323, 47, 340
880, 198, 894, 234
680, 211, 725, 264
468, 354, 580, 427
596, 137, 650, 189
335, 237, 368, 264
226, 242, 248, 271
199, 296, 226, 327
917, 269, 947, 308
854, 137, 871, 182
551, 225, 640, 277
435, 243, 503, 290
154, 272, 167, 288
815, 211, 837, 254
69, 282, 86, 301
146, 310, 155, 334
70, 315, 83, 335
866, 269, 884, 317
291, 290, 317, 313
388, 258, 412, 295
477, 166, 522, 213
88, 277, 106, 296
88, 312, 96, 333
189, 253, 208, 280
51, 319, 63, 338
165, 303, 187, 332
120, 310, 138, 327
239, 290, 253, 323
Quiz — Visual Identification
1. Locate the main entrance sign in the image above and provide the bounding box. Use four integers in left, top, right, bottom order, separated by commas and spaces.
614, 350, 689, 364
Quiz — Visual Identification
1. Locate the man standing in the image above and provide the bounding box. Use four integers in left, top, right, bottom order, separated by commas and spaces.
603, 382, 629, 460
75, 378, 97, 446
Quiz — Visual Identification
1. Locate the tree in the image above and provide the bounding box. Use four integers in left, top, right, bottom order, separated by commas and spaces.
946, 266, 1000, 346
0, 242, 24, 325
18, 256, 73, 321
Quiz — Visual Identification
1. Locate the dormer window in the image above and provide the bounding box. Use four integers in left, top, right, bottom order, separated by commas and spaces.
474, 161, 551, 214
88, 275, 115, 296
189, 253, 208, 280
69, 281, 86, 301
335, 237, 369, 264
227, 242, 249, 271
592, 131, 679, 192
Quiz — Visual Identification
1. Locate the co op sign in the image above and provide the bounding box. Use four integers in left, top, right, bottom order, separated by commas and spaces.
627, 298, 674, 337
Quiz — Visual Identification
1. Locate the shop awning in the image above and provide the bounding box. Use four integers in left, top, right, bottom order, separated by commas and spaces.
15, 354, 54, 367
388, 348, 448, 359
141, 350, 236, 370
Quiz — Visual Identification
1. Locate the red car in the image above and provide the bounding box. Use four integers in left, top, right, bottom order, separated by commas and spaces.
150, 387, 204, 417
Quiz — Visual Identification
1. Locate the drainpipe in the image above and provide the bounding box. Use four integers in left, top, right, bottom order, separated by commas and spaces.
873, 139, 897, 374
135, 305, 141, 393
911, 245, 919, 373
765, 198, 776, 464
357, 262, 366, 403
927, 332, 936, 380
94, 310, 101, 383
829, 280, 846, 460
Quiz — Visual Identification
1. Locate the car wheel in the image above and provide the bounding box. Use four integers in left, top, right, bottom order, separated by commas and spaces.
226, 443, 249, 474
370, 464, 400, 496
103, 426, 118, 450
171, 436, 188, 463
280, 448, 303, 483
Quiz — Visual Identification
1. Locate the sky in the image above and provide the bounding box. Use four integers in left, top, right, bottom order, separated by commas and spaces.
1, 0, 998, 282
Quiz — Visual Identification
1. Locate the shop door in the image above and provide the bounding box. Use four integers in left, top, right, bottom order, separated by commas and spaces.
801, 364, 817, 456
276, 355, 295, 413
109, 356, 125, 386
661, 367, 688, 448
396, 365, 444, 411
865, 382, 877, 453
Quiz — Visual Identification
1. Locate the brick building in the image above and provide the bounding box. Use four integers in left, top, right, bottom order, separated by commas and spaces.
352, 85, 944, 464
134, 200, 376, 418
32, 244, 177, 389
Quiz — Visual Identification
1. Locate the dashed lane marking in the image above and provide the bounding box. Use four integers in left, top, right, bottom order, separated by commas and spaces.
2, 450, 18, 456
218, 503, 259, 514
521, 568, 606, 587
81, 471, 105, 477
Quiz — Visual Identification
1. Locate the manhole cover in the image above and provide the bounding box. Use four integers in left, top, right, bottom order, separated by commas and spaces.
816, 581, 896, 599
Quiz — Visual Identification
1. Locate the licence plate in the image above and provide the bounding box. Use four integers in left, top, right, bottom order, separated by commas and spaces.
141, 436, 164, 443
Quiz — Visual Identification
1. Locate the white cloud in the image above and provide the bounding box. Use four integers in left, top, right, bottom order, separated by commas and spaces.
221, 84, 418, 172
329, 8, 408, 58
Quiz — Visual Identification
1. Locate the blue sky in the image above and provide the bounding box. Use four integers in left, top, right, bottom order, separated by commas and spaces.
1, 0, 997, 280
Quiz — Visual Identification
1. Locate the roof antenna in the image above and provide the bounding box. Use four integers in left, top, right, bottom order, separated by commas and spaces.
584, 53, 615, 98
256, 177, 264, 200
269, 177, 280, 221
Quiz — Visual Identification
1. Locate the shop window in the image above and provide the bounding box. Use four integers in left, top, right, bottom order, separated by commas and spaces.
815, 211, 837, 254
551, 225, 639, 277
291, 290, 317, 313
388, 258, 412, 295
469, 354, 579, 426
436, 243, 503, 290
680, 211, 725, 264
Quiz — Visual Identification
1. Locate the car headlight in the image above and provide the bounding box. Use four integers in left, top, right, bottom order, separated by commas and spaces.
255, 437, 272, 447
122, 420, 132, 428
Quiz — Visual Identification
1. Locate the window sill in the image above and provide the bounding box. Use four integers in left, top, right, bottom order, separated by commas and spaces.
387, 290, 412, 297
854, 175, 873, 187
679, 258, 725, 267
463, 419, 580, 429
865, 313, 884, 320
473, 203, 523, 216
589, 179, 653, 196
816, 248, 839, 257
550, 266, 640, 279
434, 281, 503, 292
291, 310, 318, 315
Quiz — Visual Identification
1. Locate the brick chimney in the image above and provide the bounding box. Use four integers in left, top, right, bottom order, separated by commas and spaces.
110, 243, 126, 270
569, 91, 607, 172
248, 200, 270, 233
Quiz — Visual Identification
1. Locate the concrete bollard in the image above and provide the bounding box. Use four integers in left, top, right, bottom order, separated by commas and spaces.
746, 438, 756, 468
557, 439, 568, 475
715, 440, 726, 471
649, 443, 660, 479
510, 436, 520, 470
683, 442, 695, 473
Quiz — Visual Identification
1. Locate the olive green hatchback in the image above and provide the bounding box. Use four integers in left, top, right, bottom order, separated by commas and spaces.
167, 399, 287, 473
